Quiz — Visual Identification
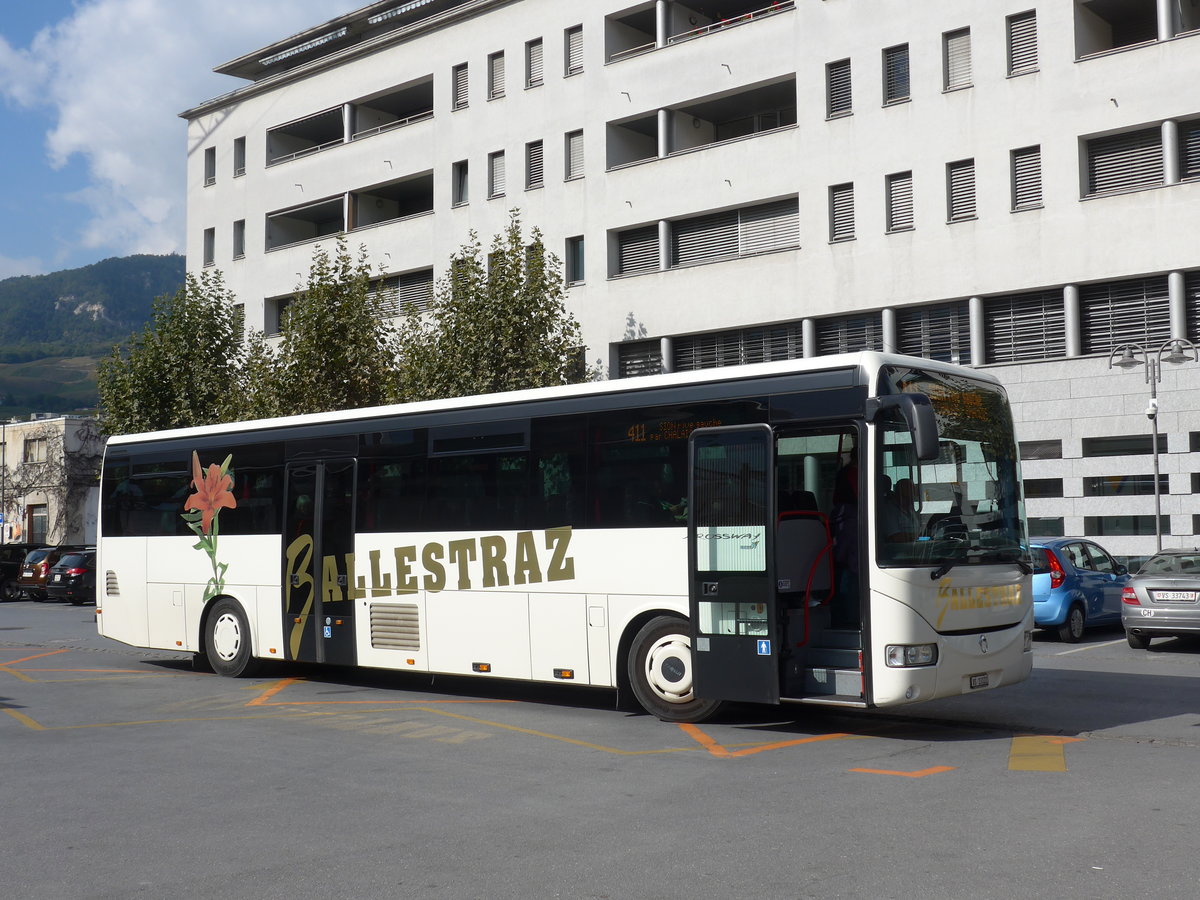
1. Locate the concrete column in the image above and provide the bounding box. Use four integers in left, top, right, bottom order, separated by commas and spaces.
656, 0, 670, 48
1169, 271, 1187, 339
659, 336, 674, 374
1063, 285, 1081, 357
969, 296, 985, 366
802, 318, 817, 358
881, 308, 897, 354
343, 103, 354, 143
1157, 0, 1176, 40
658, 219, 670, 270
1163, 120, 1180, 184
657, 108, 673, 158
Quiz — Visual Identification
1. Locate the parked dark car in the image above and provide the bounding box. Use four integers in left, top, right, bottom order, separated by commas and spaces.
1031, 537, 1130, 642
19, 545, 89, 602
1122, 549, 1200, 649
0, 543, 44, 601
45, 550, 97, 606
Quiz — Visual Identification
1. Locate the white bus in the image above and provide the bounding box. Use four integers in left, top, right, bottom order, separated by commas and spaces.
97, 352, 1032, 722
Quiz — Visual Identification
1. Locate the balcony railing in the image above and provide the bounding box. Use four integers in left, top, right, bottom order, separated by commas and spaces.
668, 1, 794, 46
352, 109, 434, 141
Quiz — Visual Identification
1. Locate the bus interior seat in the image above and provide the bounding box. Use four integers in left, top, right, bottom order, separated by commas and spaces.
776, 510, 834, 608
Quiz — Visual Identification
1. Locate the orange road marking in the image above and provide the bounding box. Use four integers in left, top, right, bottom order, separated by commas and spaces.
245, 677, 516, 707
850, 765, 956, 778
1, 649, 70, 666
679, 723, 854, 758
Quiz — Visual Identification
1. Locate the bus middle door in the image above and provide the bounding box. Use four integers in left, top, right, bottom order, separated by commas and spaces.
688, 425, 780, 705
283, 458, 358, 666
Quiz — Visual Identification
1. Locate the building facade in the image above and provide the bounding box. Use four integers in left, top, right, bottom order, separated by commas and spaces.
181, 0, 1200, 562
0, 416, 102, 546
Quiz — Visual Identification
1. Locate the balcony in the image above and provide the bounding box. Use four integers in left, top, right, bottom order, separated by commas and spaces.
606, 1, 794, 63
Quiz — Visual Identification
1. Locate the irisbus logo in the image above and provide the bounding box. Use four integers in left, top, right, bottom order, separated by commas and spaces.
935, 579, 1022, 629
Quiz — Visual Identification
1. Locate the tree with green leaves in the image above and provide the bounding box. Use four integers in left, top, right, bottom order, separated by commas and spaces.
397, 210, 588, 402
97, 270, 243, 435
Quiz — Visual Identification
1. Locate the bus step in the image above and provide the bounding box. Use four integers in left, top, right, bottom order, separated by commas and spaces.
805, 647, 861, 669
804, 666, 862, 696
818, 629, 862, 650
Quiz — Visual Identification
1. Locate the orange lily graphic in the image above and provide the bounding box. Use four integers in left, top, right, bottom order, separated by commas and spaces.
184, 451, 237, 534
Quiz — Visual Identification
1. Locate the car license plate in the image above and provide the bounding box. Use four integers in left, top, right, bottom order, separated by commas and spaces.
1152, 590, 1197, 601
53, 574, 63, 582
969, 673, 989, 689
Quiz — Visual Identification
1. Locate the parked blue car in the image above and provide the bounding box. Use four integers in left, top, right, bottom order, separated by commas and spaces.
1031, 538, 1130, 642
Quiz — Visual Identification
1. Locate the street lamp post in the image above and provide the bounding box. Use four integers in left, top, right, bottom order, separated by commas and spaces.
1108, 338, 1200, 553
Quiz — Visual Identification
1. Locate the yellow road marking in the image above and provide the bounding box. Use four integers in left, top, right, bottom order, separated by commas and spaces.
850, 765, 956, 778
1009, 735, 1083, 771
3, 708, 46, 730
679, 723, 857, 758
245, 677, 516, 707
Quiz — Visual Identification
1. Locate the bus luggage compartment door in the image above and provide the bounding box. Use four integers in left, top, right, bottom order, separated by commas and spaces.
688, 425, 780, 705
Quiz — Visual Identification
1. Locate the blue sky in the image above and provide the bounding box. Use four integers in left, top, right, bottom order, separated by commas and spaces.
0, 0, 363, 279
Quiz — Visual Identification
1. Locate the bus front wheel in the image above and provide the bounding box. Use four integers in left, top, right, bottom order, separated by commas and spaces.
204, 598, 262, 677
628, 616, 721, 723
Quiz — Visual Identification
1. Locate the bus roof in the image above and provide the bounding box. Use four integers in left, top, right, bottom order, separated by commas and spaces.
104, 351, 1002, 447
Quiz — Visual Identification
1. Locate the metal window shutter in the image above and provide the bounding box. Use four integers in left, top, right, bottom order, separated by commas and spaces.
1080, 276, 1171, 355
827, 59, 851, 116
944, 29, 972, 89
527, 40, 543, 85
567, 27, 583, 73
1181, 121, 1200, 180
884, 46, 909, 101
395, 270, 433, 314
898, 302, 971, 364
1187, 272, 1200, 342
566, 131, 584, 178
1087, 127, 1163, 196
617, 225, 659, 274
453, 64, 468, 107
671, 210, 739, 267
618, 340, 662, 378
489, 53, 505, 97
948, 160, 976, 220
489, 152, 505, 195
739, 198, 799, 255
985, 290, 1065, 363
1008, 12, 1038, 74
674, 324, 804, 372
1012, 146, 1042, 208
830, 183, 855, 240
526, 141, 544, 188
887, 172, 913, 230
816, 314, 882, 355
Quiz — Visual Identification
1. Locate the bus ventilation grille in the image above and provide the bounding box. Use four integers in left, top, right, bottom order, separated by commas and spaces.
370, 603, 420, 651
105, 570, 120, 597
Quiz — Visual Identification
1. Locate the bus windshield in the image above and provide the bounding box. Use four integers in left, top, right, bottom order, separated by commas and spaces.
876, 366, 1027, 570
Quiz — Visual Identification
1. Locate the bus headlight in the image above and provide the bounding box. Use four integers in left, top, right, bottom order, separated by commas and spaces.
885, 644, 938, 667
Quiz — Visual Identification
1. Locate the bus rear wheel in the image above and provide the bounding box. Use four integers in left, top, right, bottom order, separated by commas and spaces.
204, 598, 262, 678
628, 616, 721, 723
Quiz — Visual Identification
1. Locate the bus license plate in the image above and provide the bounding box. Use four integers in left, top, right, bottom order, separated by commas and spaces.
969, 673, 989, 689
1152, 590, 1196, 601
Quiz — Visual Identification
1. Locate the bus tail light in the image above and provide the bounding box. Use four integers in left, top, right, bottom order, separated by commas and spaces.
885, 644, 937, 667
1122, 587, 1140, 605
1044, 549, 1065, 589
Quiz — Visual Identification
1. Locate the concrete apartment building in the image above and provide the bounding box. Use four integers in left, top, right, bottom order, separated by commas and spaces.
181, 0, 1200, 562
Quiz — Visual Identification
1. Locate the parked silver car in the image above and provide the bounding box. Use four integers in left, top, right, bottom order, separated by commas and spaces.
1121, 549, 1200, 649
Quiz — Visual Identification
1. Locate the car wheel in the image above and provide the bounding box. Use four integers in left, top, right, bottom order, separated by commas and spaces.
1126, 630, 1151, 650
627, 615, 722, 723
1057, 604, 1085, 643
0, 579, 17, 601
204, 598, 262, 678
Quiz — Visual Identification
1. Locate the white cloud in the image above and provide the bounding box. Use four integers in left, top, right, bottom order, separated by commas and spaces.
0, 0, 362, 266
0, 253, 45, 280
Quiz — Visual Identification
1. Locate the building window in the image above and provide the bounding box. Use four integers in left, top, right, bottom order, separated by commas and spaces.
618, 340, 662, 378
1087, 475, 1168, 497
670, 198, 799, 268
1085, 127, 1163, 197
371, 269, 435, 316
816, 313, 883, 355
233, 137, 246, 177
675, 323, 804, 372
885, 171, 914, 231
526, 140, 544, 189
488, 150, 506, 197
452, 63, 468, 109
23, 437, 47, 463
29, 504, 48, 545
1079, 275, 1170, 356
452, 160, 469, 205
826, 58, 852, 117
1081, 435, 1154, 457
882, 44, 910, 104
488, 51, 505, 99
233, 219, 245, 259
1085, 516, 1169, 537
897, 301, 970, 364
1024, 478, 1064, 499
565, 236, 585, 283
1028, 517, 1064, 537
829, 183, 855, 242
1007, 11, 1038, 75
1181, 120, 1200, 181
203, 227, 215, 267
946, 159, 976, 221
204, 147, 216, 186
986, 290, 1065, 363
1011, 145, 1042, 210
565, 130, 584, 180
526, 38, 544, 87
1020, 439, 1062, 460
943, 28, 972, 90
565, 26, 583, 76
232, 303, 245, 336
616, 225, 660, 276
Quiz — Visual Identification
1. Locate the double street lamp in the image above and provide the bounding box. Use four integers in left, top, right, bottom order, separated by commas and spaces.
1107, 338, 1200, 553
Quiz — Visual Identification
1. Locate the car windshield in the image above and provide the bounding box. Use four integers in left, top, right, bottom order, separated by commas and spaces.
1139, 554, 1200, 575
25, 550, 49, 564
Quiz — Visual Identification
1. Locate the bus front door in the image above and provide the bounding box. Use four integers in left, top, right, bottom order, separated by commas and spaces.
283, 458, 358, 666
688, 425, 780, 705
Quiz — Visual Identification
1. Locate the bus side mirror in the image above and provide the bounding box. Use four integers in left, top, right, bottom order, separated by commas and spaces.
865, 394, 940, 461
